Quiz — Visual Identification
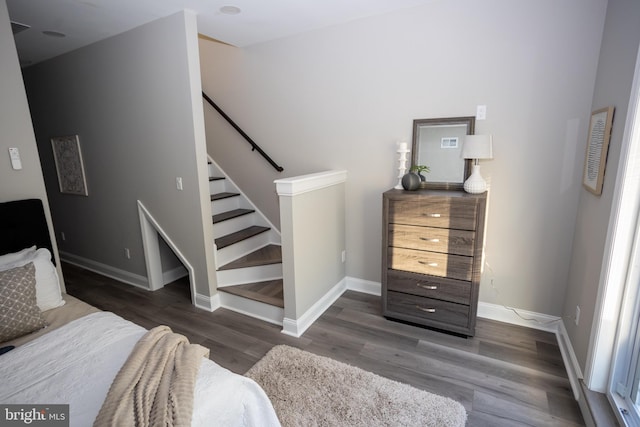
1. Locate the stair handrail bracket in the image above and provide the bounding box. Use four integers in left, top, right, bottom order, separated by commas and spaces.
202, 92, 284, 172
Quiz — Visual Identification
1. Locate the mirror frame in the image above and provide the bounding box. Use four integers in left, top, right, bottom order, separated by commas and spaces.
411, 116, 476, 190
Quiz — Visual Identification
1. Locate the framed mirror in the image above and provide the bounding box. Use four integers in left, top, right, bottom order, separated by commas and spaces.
411, 116, 475, 190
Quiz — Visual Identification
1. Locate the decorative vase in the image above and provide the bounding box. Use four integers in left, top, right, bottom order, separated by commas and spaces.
401, 172, 421, 191
417, 171, 426, 182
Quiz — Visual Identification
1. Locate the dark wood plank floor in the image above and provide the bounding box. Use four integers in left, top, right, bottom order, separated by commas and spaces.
62, 263, 584, 426
219, 279, 284, 307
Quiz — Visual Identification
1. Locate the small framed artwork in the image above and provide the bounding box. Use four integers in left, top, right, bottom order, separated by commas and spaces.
583, 106, 614, 195
51, 135, 88, 196
440, 137, 459, 149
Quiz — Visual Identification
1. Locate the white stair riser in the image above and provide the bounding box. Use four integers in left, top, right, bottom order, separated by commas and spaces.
216, 232, 273, 267
209, 179, 226, 194
217, 263, 283, 287
211, 196, 241, 215
213, 213, 257, 239
218, 292, 283, 325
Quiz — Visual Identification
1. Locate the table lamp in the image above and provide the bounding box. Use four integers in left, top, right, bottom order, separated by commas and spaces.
461, 135, 493, 194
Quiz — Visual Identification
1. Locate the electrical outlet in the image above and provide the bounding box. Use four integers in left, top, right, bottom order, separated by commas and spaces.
341, 250, 346, 263
575, 305, 581, 326
176, 177, 183, 191
124, 248, 131, 259
476, 104, 487, 120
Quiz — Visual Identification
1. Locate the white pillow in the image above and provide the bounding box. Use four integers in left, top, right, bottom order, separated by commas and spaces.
2, 248, 65, 312
0, 246, 36, 268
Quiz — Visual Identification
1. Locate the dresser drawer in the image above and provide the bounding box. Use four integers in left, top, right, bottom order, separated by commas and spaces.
388, 247, 473, 281
388, 197, 477, 230
386, 270, 471, 304
388, 224, 475, 256
386, 291, 470, 328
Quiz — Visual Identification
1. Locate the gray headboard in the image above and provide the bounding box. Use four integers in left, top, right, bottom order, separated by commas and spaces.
0, 199, 55, 265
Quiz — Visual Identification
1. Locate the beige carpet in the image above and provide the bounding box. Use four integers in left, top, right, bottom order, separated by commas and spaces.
245, 345, 467, 427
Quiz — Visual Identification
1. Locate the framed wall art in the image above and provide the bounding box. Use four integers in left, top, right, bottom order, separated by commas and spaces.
583, 106, 614, 196
51, 135, 88, 196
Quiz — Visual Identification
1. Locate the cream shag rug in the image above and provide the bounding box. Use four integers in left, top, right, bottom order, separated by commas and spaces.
245, 345, 467, 427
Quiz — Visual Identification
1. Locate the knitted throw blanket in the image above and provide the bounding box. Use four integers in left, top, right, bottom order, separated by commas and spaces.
93, 326, 209, 427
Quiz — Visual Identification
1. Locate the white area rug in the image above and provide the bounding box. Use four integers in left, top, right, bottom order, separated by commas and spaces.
245, 345, 467, 427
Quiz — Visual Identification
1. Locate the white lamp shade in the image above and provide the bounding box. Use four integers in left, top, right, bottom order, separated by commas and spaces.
461, 135, 493, 160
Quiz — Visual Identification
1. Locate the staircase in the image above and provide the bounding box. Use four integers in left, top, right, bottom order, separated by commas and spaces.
208, 158, 284, 323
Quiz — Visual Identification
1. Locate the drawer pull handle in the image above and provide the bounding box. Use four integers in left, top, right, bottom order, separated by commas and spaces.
426, 213, 441, 218
416, 306, 436, 313
419, 261, 439, 267
417, 284, 438, 290
420, 238, 440, 243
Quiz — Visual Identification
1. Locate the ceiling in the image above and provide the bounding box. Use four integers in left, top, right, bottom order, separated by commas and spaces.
7, 0, 434, 67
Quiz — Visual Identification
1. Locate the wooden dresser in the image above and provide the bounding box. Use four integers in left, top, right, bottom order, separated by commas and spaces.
382, 188, 487, 336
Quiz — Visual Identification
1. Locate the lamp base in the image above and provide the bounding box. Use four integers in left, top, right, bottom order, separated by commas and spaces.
463, 164, 487, 194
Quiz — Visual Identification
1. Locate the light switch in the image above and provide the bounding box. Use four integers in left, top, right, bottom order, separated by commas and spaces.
8, 147, 22, 170
176, 177, 183, 190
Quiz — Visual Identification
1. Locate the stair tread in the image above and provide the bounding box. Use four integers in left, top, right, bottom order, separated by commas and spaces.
219, 279, 284, 308
218, 244, 282, 270
213, 208, 255, 224
211, 192, 240, 201
209, 176, 225, 181
215, 225, 270, 249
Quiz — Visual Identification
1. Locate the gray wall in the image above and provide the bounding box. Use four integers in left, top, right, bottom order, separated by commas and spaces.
23, 11, 217, 297
0, 0, 64, 289
562, 0, 640, 376
199, 0, 607, 317
279, 180, 346, 319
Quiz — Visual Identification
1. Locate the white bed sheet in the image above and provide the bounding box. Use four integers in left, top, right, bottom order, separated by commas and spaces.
0, 312, 281, 427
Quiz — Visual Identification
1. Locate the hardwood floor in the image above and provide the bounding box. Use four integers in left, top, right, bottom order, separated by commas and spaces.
62, 263, 584, 426
219, 279, 284, 307
218, 244, 282, 270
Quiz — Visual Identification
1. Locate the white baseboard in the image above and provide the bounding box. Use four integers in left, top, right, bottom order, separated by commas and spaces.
282, 278, 348, 337
162, 265, 188, 285
60, 251, 149, 290
346, 276, 381, 295
60, 251, 189, 290
476, 301, 561, 333
195, 291, 219, 312
557, 320, 584, 400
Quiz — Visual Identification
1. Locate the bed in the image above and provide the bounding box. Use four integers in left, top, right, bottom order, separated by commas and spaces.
0, 199, 281, 427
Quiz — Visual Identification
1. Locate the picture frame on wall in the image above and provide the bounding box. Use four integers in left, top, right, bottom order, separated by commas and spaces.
51, 135, 89, 196
583, 106, 614, 196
